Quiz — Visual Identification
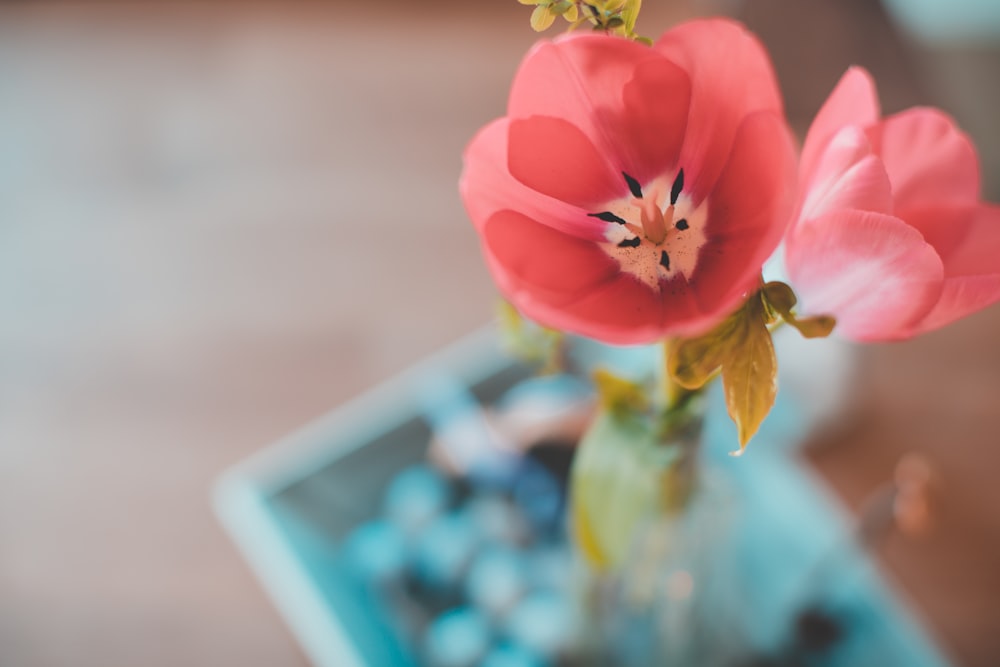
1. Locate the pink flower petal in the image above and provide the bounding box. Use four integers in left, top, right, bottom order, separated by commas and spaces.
799, 126, 892, 222
933, 204, 1000, 277
482, 210, 619, 304
507, 116, 622, 209
799, 67, 880, 191
786, 210, 944, 341
694, 111, 797, 319
654, 19, 784, 202
461, 119, 612, 242
898, 204, 977, 271
481, 211, 681, 344
867, 107, 980, 209
508, 35, 690, 186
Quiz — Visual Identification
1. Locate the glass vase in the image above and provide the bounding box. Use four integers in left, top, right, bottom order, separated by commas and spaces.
571, 399, 748, 667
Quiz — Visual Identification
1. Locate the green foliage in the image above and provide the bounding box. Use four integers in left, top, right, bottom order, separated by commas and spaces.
721, 294, 777, 453
592, 368, 649, 417
668, 281, 837, 452
517, 0, 647, 40
496, 300, 565, 373
668, 293, 774, 452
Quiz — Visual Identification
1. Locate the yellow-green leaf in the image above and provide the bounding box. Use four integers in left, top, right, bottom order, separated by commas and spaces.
550, 0, 573, 15
592, 368, 648, 416
721, 297, 777, 451
530, 4, 558, 30
621, 0, 641, 34
670, 334, 729, 390
561, 3, 579, 22
668, 313, 740, 390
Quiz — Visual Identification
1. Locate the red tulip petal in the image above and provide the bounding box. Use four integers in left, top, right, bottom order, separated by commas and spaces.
799, 67, 880, 191
481, 211, 674, 344
482, 210, 619, 304
694, 111, 797, 319
799, 126, 893, 222
507, 116, 621, 209
867, 107, 980, 209
461, 119, 609, 242
654, 19, 783, 202
786, 210, 944, 341
508, 35, 690, 186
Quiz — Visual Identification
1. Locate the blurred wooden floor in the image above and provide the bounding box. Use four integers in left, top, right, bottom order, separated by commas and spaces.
0, 2, 997, 666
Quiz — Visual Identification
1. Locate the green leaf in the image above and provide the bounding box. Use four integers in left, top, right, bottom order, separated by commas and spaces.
530, 4, 558, 30
592, 368, 649, 416
550, 0, 573, 15
621, 0, 641, 34
496, 300, 564, 371
570, 410, 681, 570
721, 296, 777, 451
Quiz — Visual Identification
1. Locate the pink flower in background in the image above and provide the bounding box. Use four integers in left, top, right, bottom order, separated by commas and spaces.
460, 20, 796, 345
785, 67, 1000, 342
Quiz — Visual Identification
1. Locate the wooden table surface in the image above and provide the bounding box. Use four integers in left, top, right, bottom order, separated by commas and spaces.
0, 2, 997, 665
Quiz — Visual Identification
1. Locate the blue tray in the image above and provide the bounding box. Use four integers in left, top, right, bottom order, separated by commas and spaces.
214, 328, 954, 667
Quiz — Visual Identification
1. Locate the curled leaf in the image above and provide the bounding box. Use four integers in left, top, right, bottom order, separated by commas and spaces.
668, 313, 738, 390
763, 281, 837, 339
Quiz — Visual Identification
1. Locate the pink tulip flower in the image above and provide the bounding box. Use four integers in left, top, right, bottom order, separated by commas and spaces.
785, 66, 1000, 341
460, 20, 796, 345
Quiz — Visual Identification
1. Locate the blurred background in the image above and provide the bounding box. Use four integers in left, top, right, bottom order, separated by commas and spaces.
0, 1, 998, 665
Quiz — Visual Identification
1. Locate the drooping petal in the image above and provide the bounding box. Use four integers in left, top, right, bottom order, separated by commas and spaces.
508, 116, 622, 209
461, 118, 611, 242
867, 107, 981, 209
693, 111, 797, 321
654, 19, 784, 203
508, 34, 691, 186
799, 67, 880, 190
799, 126, 893, 223
786, 210, 944, 341
910, 205, 1000, 334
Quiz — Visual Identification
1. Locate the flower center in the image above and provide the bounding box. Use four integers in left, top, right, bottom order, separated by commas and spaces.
590, 169, 708, 290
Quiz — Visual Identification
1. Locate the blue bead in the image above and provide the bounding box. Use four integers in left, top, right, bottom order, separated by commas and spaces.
424, 607, 492, 667
384, 464, 450, 533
